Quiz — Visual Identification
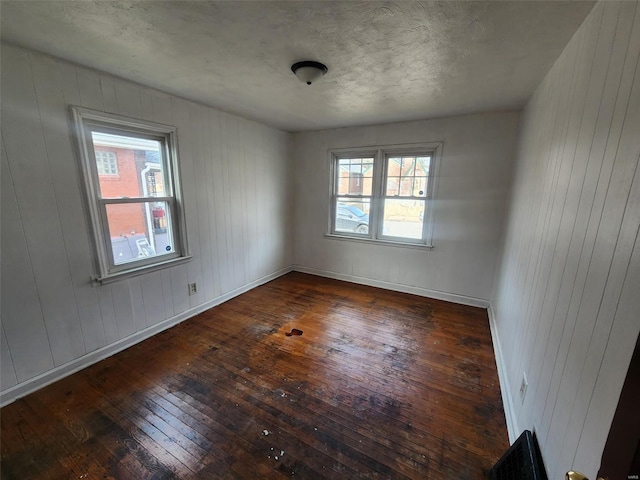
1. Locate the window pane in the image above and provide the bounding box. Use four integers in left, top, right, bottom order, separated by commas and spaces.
92, 132, 166, 199
386, 155, 430, 198
387, 158, 402, 176
335, 197, 370, 234
416, 157, 431, 176
413, 177, 428, 197
337, 158, 374, 196
381, 198, 425, 240
400, 177, 413, 196
386, 177, 399, 196
401, 157, 415, 175
105, 201, 175, 265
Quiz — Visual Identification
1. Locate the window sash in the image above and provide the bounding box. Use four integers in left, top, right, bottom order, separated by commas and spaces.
331, 151, 377, 238
88, 125, 175, 200
72, 106, 189, 282
330, 144, 440, 246
98, 198, 180, 272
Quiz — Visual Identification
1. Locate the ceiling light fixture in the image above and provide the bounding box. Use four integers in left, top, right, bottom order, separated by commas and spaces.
291, 60, 328, 85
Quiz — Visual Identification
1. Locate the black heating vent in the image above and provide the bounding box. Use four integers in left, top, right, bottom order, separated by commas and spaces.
490, 430, 547, 480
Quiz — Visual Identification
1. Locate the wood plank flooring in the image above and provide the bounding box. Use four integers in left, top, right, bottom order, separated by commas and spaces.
1, 272, 509, 479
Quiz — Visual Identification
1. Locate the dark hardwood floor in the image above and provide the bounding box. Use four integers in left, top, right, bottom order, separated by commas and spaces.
1, 272, 509, 479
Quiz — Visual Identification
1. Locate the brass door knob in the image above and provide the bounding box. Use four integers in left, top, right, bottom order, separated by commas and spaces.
566, 472, 588, 480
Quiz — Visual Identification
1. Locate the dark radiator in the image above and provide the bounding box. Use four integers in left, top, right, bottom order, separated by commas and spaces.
489, 430, 547, 480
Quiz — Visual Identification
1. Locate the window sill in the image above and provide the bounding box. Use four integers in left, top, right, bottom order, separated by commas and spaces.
324, 234, 433, 250
92, 255, 192, 286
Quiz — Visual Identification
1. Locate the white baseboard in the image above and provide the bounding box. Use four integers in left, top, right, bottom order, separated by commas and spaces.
292, 265, 490, 308
487, 304, 519, 443
0, 266, 292, 407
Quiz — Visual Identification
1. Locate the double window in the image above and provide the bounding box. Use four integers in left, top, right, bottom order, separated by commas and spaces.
72, 107, 189, 283
330, 143, 441, 247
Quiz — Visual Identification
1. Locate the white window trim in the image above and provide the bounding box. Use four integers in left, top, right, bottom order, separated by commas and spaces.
327, 142, 442, 248
71, 106, 191, 284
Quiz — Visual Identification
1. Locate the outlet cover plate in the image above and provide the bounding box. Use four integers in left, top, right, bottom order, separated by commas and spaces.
519, 372, 528, 403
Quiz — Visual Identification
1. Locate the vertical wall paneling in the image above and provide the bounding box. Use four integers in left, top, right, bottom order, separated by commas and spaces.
98, 74, 118, 114
109, 280, 135, 339
96, 286, 118, 345
1, 44, 292, 404
113, 79, 143, 120
76, 69, 105, 111
548, 3, 639, 470
30, 52, 99, 359
574, 202, 640, 472
538, 4, 636, 443
491, 2, 640, 478
161, 269, 176, 319
530, 2, 634, 438
204, 109, 222, 299
56, 62, 107, 354
254, 126, 266, 278
516, 17, 593, 391
193, 104, 215, 301
169, 264, 190, 316
151, 91, 174, 125
256, 125, 268, 278
244, 119, 257, 282
560, 10, 640, 471
128, 276, 147, 332
521, 3, 615, 434
209, 110, 228, 297
227, 115, 244, 290
172, 98, 204, 308
2, 47, 84, 367
138, 272, 163, 329
0, 321, 17, 391
239, 118, 251, 284
1, 134, 55, 380
219, 114, 235, 291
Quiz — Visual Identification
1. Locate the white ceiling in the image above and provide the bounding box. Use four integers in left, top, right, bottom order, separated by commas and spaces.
1, 1, 595, 132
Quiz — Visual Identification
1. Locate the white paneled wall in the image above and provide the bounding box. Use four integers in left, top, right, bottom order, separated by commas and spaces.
0, 44, 292, 404
292, 112, 520, 304
491, 2, 640, 477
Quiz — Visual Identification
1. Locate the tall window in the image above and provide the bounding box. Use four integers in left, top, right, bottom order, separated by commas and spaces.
72, 107, 189, 283
330, 143, 441, 246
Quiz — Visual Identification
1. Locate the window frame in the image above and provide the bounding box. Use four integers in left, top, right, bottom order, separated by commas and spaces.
328, 143, 442, 248
72, 106, 190, 284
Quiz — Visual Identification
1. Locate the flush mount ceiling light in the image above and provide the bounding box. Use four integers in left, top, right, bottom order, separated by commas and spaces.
291, 60, 328, 85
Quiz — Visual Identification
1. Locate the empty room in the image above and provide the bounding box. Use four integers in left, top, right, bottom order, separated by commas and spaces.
1, 1, 639, 479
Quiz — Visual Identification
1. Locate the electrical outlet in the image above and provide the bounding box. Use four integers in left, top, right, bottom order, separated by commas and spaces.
188, 282, 197, 296
519, 372, 528, 403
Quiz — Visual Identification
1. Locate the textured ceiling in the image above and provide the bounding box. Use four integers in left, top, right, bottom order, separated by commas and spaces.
1, 1, 595, 132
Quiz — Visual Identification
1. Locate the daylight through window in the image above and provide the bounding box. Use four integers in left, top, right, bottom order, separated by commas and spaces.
330, 144, 441, 246
72, 107, 189, 282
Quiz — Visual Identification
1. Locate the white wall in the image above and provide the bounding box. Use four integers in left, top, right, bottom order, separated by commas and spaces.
292, 112, 520, 305
491, 2, 640, 477
0, 44, 293, 405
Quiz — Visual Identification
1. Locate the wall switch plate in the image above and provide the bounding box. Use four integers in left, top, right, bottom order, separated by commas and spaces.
188, 282, 197, 296
519, 372, 528, 403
